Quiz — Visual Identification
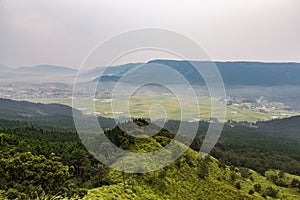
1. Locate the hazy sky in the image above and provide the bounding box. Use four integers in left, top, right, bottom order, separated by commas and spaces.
0, 0, 299, 69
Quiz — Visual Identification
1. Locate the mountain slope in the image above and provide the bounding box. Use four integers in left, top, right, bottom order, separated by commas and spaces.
84, 63, 143, 77
93, 60, 300, 86
0, 98, 82, 128
82, 121, 300, 200
0, 98, 80, 118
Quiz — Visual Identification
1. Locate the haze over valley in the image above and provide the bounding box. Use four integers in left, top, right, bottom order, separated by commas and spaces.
1, 1, 300, 199
1, 60, 300, 122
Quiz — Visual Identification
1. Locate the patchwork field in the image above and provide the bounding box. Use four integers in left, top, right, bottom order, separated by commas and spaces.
24, 95, 299, 122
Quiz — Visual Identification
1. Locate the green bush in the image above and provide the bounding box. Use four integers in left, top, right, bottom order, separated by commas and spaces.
264, 186, 279, 198
254, 184, 262, 193
235, 182, 241, 190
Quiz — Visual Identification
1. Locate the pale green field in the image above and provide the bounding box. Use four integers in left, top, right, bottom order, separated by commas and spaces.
25, 96, 299, 122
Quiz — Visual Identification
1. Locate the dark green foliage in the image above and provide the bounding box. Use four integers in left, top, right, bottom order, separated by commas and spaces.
263, 186, 279, 198
279, 170, 285, 178
249, 176, 254, 182
230, 172, 237, 181
210, 122, 300, 176
235, 182, 241, 190
248, 189, 254, 195
0, 121, 110, 199
197, 159, 209, 179
217, 159, 226, 169
190, 137, 202, 151
268, 173, 288, 187
166, 117, 300, 176
0, 151, 74, 198
291, 178, 300, 188
254, 184, 262, 193
240, 167, 252, 179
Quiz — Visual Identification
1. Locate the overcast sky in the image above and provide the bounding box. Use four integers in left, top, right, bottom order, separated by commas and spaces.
0, 0, 299, 69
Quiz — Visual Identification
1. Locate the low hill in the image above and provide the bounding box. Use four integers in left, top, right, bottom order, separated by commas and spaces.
0, 98, 80, 118
93, 75, 121, 82
17, 64, 76, 74
0, 98, 81, 128
0, 64, 77, 84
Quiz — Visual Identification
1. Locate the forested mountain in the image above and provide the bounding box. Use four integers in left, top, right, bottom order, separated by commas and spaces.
0, 98, 82, 128
0, 98, 79, 117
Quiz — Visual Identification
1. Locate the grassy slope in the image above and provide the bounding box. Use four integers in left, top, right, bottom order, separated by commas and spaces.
82, 136, 300, 200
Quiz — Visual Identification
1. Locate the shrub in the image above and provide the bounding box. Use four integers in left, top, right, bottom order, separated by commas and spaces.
264, 186, 279, 198
291, 179, 300, 188
240, 168, 252, 179
254, 184, 262, 193
248, 189, 254, 195
230, 173, 236, 181
235, 182, 241, 190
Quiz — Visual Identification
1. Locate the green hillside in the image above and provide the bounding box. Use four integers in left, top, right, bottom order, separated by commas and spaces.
0, 115, 300, 199
82, 121, 300, 200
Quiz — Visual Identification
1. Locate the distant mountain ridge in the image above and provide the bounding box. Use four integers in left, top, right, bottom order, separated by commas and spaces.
2, 61, 300, 86
0, 64, 78, 84
18, 64, 77, 73
93, 60, 300, 86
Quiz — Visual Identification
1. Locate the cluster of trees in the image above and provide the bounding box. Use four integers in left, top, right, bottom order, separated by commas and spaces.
166, 119, 300, 176
0, 118, 209, 199
0, 119, 111, 199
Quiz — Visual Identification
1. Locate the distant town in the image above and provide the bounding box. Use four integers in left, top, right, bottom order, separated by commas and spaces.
0, 82, 298, 123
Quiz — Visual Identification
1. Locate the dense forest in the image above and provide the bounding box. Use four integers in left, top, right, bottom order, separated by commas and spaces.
0, 120, 110, 199
0, 117, 300, 199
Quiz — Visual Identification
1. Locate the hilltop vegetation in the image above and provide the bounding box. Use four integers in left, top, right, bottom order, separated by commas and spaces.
0, 118, 300, 199
82, 120, 300, 199
161, 116, 300, 176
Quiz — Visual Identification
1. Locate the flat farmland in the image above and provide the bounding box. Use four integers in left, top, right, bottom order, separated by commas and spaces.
24, 95, 299, 122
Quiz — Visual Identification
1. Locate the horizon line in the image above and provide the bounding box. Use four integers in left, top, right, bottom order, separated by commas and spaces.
2, 59, 300, 69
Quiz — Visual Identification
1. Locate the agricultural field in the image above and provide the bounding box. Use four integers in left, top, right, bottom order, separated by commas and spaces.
24, 95, 299, 122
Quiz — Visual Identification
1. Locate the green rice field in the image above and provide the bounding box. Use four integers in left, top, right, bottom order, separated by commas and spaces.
25, 95, 299, 122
